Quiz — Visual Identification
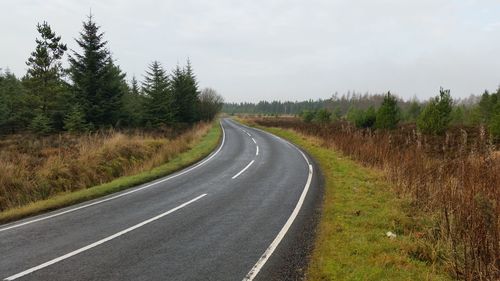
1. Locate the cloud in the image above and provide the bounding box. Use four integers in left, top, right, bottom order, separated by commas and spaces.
1, 0, 500, 102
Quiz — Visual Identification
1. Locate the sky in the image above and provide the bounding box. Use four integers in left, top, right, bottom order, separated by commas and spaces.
1, 0, 500, 103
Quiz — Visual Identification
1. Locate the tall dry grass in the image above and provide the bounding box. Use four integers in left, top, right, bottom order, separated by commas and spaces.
0, 122, 212, 211
251, 117, 499, 281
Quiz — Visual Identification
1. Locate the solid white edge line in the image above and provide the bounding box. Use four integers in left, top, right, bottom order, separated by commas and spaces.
3, 194, 207, 281
0, 121, 226, 233
236, 120, 314, 281
231, 160, 255, 179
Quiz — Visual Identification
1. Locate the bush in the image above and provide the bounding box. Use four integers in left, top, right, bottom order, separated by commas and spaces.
29, 113, 53, 134
301, 110, 315, 123
417, 88, 452, 135
314, 108, 331, 123
375, 92, 400, 129
489, 110, 500, 140
351, 107, 376, 128
64, 106, 90, 133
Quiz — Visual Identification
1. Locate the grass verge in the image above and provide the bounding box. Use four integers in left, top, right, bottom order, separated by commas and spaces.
246, 123, 451, 281
0, 122, 221, 224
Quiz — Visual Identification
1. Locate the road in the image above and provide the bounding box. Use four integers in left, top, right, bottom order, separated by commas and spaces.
0, 119, 322, 281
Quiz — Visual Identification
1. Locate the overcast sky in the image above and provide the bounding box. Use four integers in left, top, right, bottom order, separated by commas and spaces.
1, 1, 500, 102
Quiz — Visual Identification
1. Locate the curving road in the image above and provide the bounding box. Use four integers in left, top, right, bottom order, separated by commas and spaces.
0, 119, 321, 281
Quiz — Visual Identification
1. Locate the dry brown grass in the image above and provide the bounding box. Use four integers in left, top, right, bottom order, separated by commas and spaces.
250, 117, 499, 281
0, 122, 212, 211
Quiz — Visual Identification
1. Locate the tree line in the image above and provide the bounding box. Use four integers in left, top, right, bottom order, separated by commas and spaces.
223, 92, 419, 116
224, 88, 500, 138
0, 14, 223, 135
307, 88, 500, 138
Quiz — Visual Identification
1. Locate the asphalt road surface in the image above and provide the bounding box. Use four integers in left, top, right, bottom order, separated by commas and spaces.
0, 119, 322, 281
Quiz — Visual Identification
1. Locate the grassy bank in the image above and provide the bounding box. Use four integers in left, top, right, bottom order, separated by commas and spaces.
0, 121, 221, 224
245, 122, 450, 280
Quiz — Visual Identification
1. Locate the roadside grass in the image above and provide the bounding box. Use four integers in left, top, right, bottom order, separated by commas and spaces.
246, 123, 451, 281
0, 122, 221, 224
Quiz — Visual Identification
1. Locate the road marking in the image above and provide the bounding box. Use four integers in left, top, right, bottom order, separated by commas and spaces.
0, 122, 226, 233
242, 125, 314, 281
255, 146, 259, 156
3, 194, 207, 281
251, 138, 256, 144
231, 160, 255, 179
240, 127, 251, 136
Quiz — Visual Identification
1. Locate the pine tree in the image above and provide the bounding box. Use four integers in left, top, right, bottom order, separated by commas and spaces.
142, 61, 173, 126
417, 88, 453, 135
24, 21, 68, 131
64, 105, 89, 133
29, 113, 53, 135
405, 99, 421, 121
171, 60, 200, 123
69, 14, 125, 128
375, 91, 400, 129
131, 76, 140, 96
120, 76, 145, 127
0, 70, 31, 133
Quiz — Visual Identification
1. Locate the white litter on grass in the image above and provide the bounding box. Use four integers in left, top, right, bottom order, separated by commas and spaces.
386, 231, 397, 239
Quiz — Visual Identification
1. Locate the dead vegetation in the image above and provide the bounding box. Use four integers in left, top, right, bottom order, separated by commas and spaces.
0, 122, 212, 211
251, 117, 499, 281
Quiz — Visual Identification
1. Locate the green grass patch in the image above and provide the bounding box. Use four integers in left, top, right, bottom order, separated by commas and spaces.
0, 122, 222, 224
248, 123, 451, 281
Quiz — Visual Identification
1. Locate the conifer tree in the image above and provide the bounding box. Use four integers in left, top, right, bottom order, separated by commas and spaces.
417, 88, 453, 135
25, 21, 68, 131
171, 60, 200, 123
375, 91, 400, 129
69, 14, 125, 128
142, 61, 173, 126
121, 76, 145, 127
0, 70, 30, 133
64, 105, 89, 133
131, 76, 140, 96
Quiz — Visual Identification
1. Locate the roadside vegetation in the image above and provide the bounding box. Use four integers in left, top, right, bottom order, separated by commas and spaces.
240, 88, 499, 280
0, 14, 224, 221
244, 122, 451, 280
0, 122, 221, 223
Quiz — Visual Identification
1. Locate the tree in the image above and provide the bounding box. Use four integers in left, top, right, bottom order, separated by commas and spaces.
301, 110, 315, 123
314, 108, 331, 123
348, 106, 376, 128
69, 14, 125, 128
142, 61, 173, 126
24, 21, 68, 131
358, 106, 377, 128
488, 110, 500, 140
477, 90, 497, 123
198, 88, 223, 121
29, 113, 53, 135
120, 76, 145, 127
404, 99, 421, 122
0, 70, 31, 133
487, 88, 500, 139
171, 60, 200, 123
375, 91, 400, 129
63, 105, 89, 132
417, 88, 453, 135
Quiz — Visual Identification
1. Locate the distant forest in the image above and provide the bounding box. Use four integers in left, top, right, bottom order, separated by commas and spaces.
224, 91, 479, 115
225, 88, 500, 139
0, 14, 223, 135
